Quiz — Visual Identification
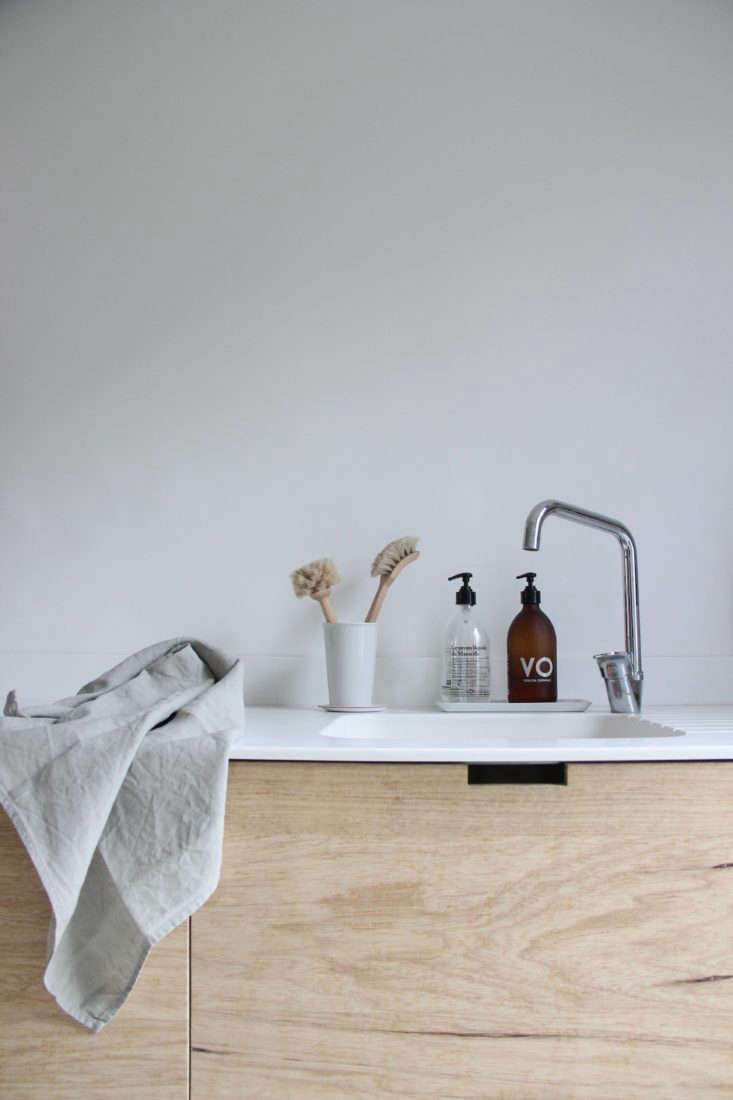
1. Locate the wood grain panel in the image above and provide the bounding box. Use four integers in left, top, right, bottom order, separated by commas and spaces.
0, 808, 189, 1100
192, 761, 733, 1099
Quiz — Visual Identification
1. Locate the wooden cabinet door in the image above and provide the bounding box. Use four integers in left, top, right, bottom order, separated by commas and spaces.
191, 761, 733, 1099
0, 808, 189, 1100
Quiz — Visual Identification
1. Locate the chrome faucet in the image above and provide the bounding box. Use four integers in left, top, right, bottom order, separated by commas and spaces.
522, 500, 643, 713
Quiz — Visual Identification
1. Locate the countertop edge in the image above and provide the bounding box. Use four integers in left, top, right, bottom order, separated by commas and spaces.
228, 705, 733, 763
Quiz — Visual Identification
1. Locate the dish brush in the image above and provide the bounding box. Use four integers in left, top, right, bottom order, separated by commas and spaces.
365, 536, 420, 623
290, 557, 340, 623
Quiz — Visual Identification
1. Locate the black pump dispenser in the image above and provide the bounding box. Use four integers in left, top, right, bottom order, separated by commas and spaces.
449, 572, 476, 606
516, 572, 541, 606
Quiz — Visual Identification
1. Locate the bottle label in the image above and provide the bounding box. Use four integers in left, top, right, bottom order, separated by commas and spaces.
519, 656, 554, 681
442, 644, 490, 698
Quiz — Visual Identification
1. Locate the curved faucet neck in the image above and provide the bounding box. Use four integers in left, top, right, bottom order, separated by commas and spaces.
523, 499, 635, 551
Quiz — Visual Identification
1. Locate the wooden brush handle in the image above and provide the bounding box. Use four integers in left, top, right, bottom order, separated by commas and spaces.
365, 576, 389, 624
365, 551, 420, 623
317, 593, 338, 624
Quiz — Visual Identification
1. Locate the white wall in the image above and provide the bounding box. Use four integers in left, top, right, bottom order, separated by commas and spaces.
2, 0, 732, 706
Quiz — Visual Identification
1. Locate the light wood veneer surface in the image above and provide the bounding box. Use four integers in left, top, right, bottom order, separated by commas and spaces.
0, 808, 189, 1100
192, 761, 733, 1099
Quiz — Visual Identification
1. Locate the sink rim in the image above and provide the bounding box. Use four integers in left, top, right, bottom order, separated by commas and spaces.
318, 712, 683, 742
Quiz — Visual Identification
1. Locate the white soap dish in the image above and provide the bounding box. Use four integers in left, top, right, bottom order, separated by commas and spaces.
435, 699, 591, 713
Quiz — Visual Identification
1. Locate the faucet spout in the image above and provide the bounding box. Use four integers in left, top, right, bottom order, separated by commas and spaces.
521, 499, 643, 710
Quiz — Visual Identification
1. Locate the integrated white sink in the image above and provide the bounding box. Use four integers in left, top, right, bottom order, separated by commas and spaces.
320, 712, 681, 742
231, 706, 733, 762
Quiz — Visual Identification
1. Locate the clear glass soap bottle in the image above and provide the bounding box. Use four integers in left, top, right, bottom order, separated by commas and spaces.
440, 572, 491, 704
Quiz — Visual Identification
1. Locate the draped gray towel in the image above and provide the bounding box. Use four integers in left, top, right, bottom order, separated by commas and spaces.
0, 638, 244, 1031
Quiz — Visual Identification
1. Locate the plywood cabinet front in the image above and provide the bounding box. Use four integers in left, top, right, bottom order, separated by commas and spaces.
191, 761, 733, 1099
0, 808, 189, 1100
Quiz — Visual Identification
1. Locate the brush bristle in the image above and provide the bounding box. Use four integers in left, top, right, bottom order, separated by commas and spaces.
291, 557, 341, 598
370, 536, 420, 578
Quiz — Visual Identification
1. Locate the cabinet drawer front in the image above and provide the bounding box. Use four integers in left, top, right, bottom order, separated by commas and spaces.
0, 809, 189, 1100
192, 762, 733, 1099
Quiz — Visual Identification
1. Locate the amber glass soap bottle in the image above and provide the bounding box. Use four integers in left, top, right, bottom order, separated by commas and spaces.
507, 572, 557, 703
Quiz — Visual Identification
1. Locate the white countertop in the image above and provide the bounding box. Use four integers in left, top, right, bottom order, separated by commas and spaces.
230, 705, 733, 763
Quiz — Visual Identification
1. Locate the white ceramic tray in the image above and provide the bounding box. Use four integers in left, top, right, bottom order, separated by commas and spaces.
435, 699, 591, 713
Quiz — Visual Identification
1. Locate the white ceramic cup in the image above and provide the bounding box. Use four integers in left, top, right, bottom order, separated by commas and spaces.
323, 622, 378, 708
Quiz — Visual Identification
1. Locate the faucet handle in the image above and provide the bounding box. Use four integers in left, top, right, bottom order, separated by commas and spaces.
595, 652, 640, 714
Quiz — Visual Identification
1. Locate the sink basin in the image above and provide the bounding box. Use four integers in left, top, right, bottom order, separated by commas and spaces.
320, 712, 681, 742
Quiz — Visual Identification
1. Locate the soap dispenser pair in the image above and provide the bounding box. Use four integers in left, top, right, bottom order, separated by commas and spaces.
440, 572, 557, 704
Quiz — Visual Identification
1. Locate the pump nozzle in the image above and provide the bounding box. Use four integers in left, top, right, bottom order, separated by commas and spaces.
448, 572, 476, 606
516, 572, 541, 605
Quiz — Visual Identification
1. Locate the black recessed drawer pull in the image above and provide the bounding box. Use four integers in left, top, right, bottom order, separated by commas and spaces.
467, 763, 567, 785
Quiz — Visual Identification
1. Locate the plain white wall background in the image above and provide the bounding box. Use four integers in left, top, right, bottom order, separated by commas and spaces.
2, 0, 732, 705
